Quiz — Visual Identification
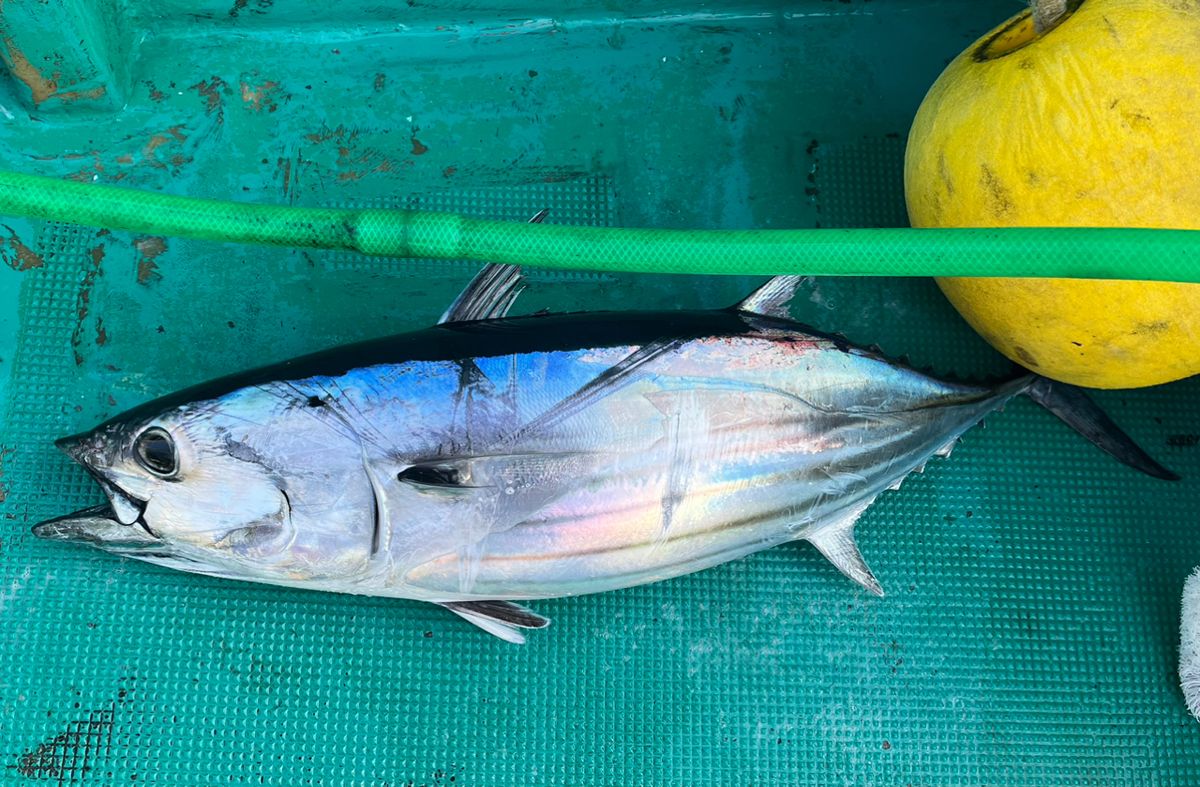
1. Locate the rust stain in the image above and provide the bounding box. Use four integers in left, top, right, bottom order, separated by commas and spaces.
1, 225, 44, 271
115, 154, 134, 164
410, 136, 429, 155
30, 152, 88, 162
1, 37, 57, 104
443, 165, 457, 178
240, 78, 282, 113
169, 126, 188, 142
190, 76, 228, 121
304, 124, 350, 144
134, 236, 167, 285
140, 126, 189, 169
276, 157, 292, 196
56, 85, 107, 103
71, 246, 105, 365
95, 316, 107, 346
145, 80, 167, 102
143, 134, 172, 156
309, 125, 394, 181
229, 0, 249, 15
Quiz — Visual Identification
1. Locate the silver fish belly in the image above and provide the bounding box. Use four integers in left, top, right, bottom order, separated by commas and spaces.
35, 272, 1175, 642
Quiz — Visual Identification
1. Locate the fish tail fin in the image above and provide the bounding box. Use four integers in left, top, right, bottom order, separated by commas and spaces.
1022, 376, 1178, 480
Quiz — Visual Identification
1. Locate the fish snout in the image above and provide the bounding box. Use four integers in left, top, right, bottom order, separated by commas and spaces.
57, 431, 98, 463
56, 427, 121, 471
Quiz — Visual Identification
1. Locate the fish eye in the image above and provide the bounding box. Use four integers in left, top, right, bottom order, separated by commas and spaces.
133, 427, 178, 478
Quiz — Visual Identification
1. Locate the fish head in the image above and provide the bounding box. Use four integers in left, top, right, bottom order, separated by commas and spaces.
34, 388, 377, 585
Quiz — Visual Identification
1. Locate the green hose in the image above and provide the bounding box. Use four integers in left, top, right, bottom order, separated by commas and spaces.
1, 169, 1198, 282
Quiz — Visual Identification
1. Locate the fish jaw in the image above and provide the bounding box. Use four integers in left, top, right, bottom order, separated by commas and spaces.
34, 427, 167, 555
54, 429, 153, 527
37, 428, 161, 551
32, 503, 161, 553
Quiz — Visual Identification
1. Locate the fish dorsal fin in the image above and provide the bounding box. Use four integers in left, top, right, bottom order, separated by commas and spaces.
438, 600, 551, 644
805, 499, 883, 596
734, 275, 808, 318
437, 210, 548, 325
437, 264, 525, 325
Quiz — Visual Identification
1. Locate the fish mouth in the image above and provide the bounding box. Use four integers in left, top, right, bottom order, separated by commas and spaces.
32, 503, 161, 552
32, 434, 160, 551
87, 473, 149, 527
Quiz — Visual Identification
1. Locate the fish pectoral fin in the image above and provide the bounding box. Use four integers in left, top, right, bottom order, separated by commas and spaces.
438, 600, 551, 645
805, 500, 884, 597
436, 210, 547, 325
396, 452, 593, 518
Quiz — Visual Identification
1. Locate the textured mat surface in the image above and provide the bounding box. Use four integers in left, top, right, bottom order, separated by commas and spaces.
1, 2, 1199, 784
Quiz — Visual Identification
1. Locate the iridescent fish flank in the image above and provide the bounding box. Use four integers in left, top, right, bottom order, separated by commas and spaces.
35, 260, 1176, 643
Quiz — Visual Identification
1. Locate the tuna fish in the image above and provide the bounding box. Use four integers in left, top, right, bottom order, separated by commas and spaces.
34, 264, 1175, 642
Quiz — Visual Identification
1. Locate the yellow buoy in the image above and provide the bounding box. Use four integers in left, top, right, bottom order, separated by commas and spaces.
904, 0, 1200, 389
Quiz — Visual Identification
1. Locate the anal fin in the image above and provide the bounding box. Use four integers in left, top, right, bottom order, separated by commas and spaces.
805, 499, 883, 597
438, 600, 551, 645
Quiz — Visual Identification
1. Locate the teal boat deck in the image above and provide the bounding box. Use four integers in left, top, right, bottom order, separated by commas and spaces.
0, 1, 1197, 783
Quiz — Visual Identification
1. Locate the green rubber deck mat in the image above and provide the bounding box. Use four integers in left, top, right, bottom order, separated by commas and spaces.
1, 2, 1199, 784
